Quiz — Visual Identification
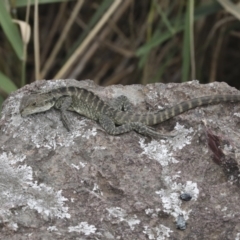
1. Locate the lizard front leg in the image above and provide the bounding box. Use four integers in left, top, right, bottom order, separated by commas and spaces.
55, 96, 72, 131
99, 114, 172, 138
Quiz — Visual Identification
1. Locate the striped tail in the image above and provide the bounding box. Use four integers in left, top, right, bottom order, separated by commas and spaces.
130, 94, 240, 126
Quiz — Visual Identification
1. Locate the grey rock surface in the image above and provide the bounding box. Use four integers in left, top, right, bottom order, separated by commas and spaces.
0, 79, 240, 239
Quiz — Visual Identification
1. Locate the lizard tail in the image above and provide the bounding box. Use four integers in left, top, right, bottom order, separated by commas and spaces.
136, 94, 240, 125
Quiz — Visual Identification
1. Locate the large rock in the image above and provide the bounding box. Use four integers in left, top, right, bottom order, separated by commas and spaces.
0, 79, 240, 239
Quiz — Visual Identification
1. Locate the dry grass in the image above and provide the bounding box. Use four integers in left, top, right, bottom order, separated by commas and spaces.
1, 0, 240, 107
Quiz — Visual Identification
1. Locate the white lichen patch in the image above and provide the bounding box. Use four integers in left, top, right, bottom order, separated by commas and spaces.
93, 146, 106, 150
11, 114, 97, 150
236, 233, 240, 240
107, 207, 140, 230
140, 124, 198, 225
145, 208, 154, 215
71, 164, 80, 170
6, 222, 18, 231
68, 222, 97, 235
146, 89, 159, 101
1, 97, 25, 134
170, 123, 194, 150
139, 123, 193, 166
145, 208, 160, 218
156, 180, 199, 220
29, 117, 87, 149
47, 226, 58, 232
143, 224, 173, 240
79, 161, 86, 168
234, 112, 240, 118
93, 183, 100, 192
221, 206, 228, 212
139, 139, 178, 166
27, 184, 70, 219
128, 218, 141, 230
0, 152, 70, 221
82, 127, 97, 139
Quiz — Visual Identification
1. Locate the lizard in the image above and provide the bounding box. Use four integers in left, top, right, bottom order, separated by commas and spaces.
19, 86, 240, 138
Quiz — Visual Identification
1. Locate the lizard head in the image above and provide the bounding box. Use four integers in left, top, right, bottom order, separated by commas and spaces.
20, 93, 55, 117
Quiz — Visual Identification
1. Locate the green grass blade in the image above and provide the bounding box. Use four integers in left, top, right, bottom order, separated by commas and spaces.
181, 0, 191, 82
136, 2, 221, 57
0, 2, 23, 60
16, 0, 72, 7
136, 27, 183, 68
151, 48, 177, 83
0, 72, 18, 94
154, 0, 175, 35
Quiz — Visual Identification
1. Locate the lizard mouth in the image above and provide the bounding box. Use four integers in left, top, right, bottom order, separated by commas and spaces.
20, 107, 44, 117
20, 109, 31, 117
21, 109, 49, 117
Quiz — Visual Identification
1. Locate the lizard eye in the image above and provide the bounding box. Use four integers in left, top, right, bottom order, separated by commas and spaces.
32, 102, 37, 106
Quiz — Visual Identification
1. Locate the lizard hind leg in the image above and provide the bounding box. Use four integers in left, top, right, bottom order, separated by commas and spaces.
99, 114, 134, 135
99, 114, 173, 139
112, 95, 132, 111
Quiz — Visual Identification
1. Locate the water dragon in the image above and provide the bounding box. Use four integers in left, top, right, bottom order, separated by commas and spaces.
20, 86, 240, 138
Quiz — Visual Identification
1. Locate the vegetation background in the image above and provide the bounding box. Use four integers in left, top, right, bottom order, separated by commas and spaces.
1, 0, 240, 109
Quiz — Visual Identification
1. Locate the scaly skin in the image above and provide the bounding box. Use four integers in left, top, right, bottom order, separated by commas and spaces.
20, 86, 240, 137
